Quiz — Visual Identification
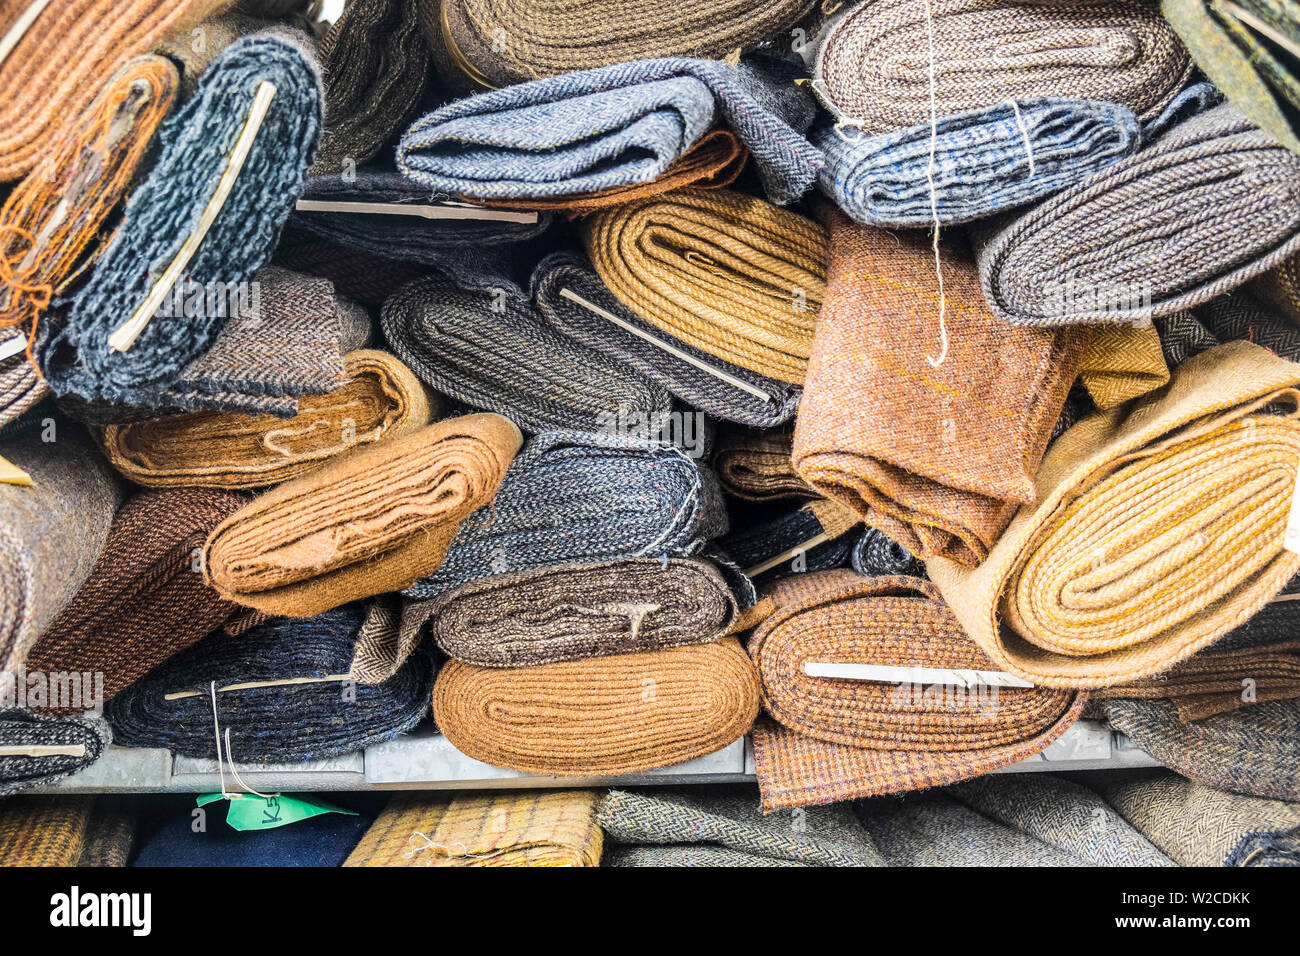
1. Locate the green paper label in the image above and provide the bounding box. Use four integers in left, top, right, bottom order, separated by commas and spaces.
195, 793, 357, 832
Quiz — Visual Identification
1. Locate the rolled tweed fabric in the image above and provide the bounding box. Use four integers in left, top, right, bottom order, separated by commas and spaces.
977, 104, 1300, 326
429, 0, 815, 89
0, 796, 94, 866
1251, 252, 1300, 325
1157, 290, 1300, 368
398, 56, 821, 207
1093, 769, 1300, 866
313, 0, 431, 173
77, 799, 136, 867
0, 710, 111, 797
532, 253, 800, 428
432, 638, 760, 775
851, 527, 925, 579
793, 212, 1088, 568
597, 787, 884, 867
747, 570, 1083, 809
204, 413, 521, 617
419, 558, 739, 668
272, 229, 430, 308
26, 488, 259, 708
1077, 323, 1170, 409
812, 0, 1192, 134
583, 189, 827, 385
381, 272, 670, 435
402, 429, 727, 602
714, 428, 812, 501
0, 328, 45, 428
346, 790, 602, 867
719, 499, 860, 586
0, 0, 224, 180
99, 350, 434, 489
106, 603, 434, 762
0, 428, 120, 676
37, 30, 324, 409
929, 341, 1300, 689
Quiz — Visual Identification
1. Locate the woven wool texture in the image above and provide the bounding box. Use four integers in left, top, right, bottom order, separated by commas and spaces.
583, 188, 827, 385
1251, 252, 1300, 325
429, 0, 815, 89
0, 795, 93, 866
204, 413, 522, 617
99, 350, 434, 489
346, 790, 602, 867
0, 328, 44, 428
793, 211, 1088, 568
37, 30, 323, 410
851, 526, 925, 579
598, 786, 885, 867
746, 570, 1083, 809
416, 557, 739, 668
929, 341, 1300, 689
0, 710, 112, 797
25, 488, 259, 707
106, 603, 434, 762
76, 799, 135, 867
1077, 323, 1171, 409
382, 271, 670, 435
0, 428, 120, 676
813, 0, 1192, 134
272, 229, 430, 307
313, 0, 431, 173
155, 12, 269, 100
1157, 290, 1300, 368
977, 103, 1300, 326
402, 429, 727, 601
398, 55, 821, 207
432, 638, 760, 775
719, 500, 860, 585
0, 0, 224, 180
1093, 769, 1300, 866
715, 428, 812, 501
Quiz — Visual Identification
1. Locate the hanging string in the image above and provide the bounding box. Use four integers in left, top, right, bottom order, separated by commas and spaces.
1007, 100, 1036, 178
921, 0, 948, 368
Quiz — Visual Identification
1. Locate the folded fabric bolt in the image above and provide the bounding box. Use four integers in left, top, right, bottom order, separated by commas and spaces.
313, 0, 431, 173
1093, 769, 1300, 866
977, 104, 1300, 326
793, 212, 1087, 568
403, 429, 727, 602
27, 488, 260, 708
0, 796, 95, 866
0, 0, 224, 180
346, 790, 602, 867
398, 56, 822, 207
107, 604, 433, 762
1251, 252, 1300, 325
719, 499, 860, 585
0, 710, 112, 797
598, 786, 885, 867
851, 527, 925, 579
532, 253, 801, 428
429, 0, 816, 90
37, 30, 324, 409
930, 341, 1300, 689
204, 413, 522, 618
1078, 323, 1171, 409
812, 0, 1192, 135
0, 428, 120, 676
747, 570, 1083, 810
714, 428, 812, 501
289, 167, 553, 264
77, 798, 136, 867
381, 271, 670, 435
417, 557, 739, 668
0, 328, 45, 428
432, 638, 760, 775
1164, 0, 1300, 154
99, 350, 434, 489
272, 229, 431, 308
947, 775, 1175, 867
583, 188, 827, 385
1157, 291, 1300, 368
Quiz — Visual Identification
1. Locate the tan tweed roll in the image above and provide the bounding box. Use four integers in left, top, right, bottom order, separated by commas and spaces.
432, 638, 760, 775
204, 413, 522, 617
583, 188, 827, 385
101, 350, 434, 489
715, 428, 814, 501
930, 341, 1300, 688
814, 0, 1193, 133
1078, 323, 1170, 409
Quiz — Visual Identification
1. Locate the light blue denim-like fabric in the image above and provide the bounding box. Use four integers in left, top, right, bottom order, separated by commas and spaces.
398, 55, 822, 206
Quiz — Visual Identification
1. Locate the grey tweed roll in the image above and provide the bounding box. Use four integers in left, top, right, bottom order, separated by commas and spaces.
977, 104, 1300, 325
1156, 291, 1300, 368
0, 710, 112, 797
851, 526, 924, 579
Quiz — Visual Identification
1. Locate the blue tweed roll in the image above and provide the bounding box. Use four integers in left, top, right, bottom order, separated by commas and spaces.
404, 430, 729, 600
39, 30, 323, 408
106, 604, 433, 763
398, 55, 822, 206
718, 502, 858, 586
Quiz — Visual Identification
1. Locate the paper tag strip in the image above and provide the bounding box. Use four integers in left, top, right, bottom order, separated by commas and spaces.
744, 531, 831, 578
0, 744, 86, 758
294, 199, 538, 224
803, 663, 1036, 688
165, 673, 350, 701
0, 336, 27, 362
0, 454, 33, 487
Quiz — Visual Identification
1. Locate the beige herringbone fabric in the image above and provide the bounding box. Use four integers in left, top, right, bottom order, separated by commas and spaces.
930, 341, 1300, 688
1078, 323, 1170, 409
716, 428, 814, 501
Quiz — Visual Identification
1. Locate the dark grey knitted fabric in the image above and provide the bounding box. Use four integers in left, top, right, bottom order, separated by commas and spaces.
851, 526, 925, 578
1156, 291, 1300, 368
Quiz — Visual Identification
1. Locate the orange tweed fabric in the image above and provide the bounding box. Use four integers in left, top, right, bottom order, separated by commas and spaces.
0, 795, 93, 866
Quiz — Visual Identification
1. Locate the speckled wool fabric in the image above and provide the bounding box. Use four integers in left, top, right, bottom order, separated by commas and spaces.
0, 711, 112, 797
719, 500, 860, 586
850, 527, 924, 579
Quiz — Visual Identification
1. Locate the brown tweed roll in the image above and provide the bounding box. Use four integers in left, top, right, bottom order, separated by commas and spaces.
418, 557, 739, 667
100, 350, 435, 489
930, 341, 1300, 689
26, 488, 258, 708
793, 211, 1088, 568
1078, 323, 1170, 409
204, 413, 522, 617
432, 638, 760, 775
715, 427, 814, 502
814, 0, 1192, 133
0, 796, 93, 866
583, 188, 827, 385
1251, 252, 1300, 326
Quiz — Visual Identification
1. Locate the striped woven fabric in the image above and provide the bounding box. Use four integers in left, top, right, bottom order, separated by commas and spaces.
931, 341, 1300, 689
0, 796, 94, 866
851, 527, 925, 579
714, 428, 812, 501
76, 799, 136, 867
345, 790, 602, 867
0, 710, 112, 797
